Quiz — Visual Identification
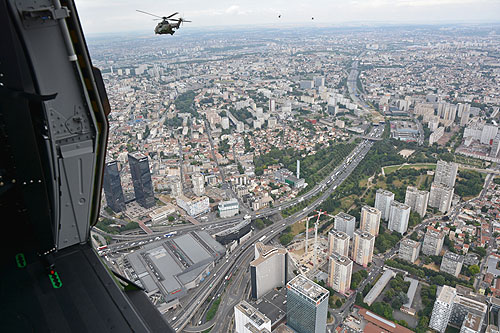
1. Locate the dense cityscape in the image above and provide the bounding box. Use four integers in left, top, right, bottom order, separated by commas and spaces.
89, 24, 500, 333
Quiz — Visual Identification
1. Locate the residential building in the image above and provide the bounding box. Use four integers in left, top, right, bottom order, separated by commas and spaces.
286, 275, 329, 333
103, 161, 126, 212
405, 186, 429, 217
450, 286, 487, 328
234, 301, 272, 333
360, 205, 381, 236
218, 198, 239, 218
128, 152, 155, 208
429, 285, 457, 333
399, 239, 421, 263
422, 226, 445, 256
363, 269, 396, 306
192, 172, 205, 196
327, 230, 350, 257
429, 182, 454, 213
250, 242, 288, 299
434, 160, 458, 188
440, 251, 464, 277
353, 230, 375, 267
388, 201, 411, 235
375, 189, 394, 221
176, 194, 209, 217
327, 253, 352, 294
334, 212, 355, 238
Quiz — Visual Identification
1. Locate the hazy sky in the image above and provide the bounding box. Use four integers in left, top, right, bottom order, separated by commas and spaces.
77, 0, 500, 34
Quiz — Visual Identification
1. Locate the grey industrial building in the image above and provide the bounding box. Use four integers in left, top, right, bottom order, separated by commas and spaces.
123, 231, 225, 303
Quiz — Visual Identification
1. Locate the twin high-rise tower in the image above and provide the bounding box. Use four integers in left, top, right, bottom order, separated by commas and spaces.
102, 153, 155, 212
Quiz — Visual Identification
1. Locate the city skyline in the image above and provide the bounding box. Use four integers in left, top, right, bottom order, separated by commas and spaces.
77, 0, 500, 34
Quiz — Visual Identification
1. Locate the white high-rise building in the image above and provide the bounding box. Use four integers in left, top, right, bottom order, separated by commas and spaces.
192, 173, 205, 196
422, 226, 445, 256
360, 206, 381, 236
440, 251, 464, 277
481, 124, 498, 145
327, 230, 350, 257
250, 242, 288, 299
234, 301, 272, 333
375, 189, 394, 221
429, 285, 457, 333
399, 239, 421, 263
352, 230, 375, 267
334, 212, 356, 238
221, 117, 230, 130
388, 201, 411, 235
405, 186, 429, 217
429, 182, 454, 213
434, 160, 458, 188
327, 253, 352, 294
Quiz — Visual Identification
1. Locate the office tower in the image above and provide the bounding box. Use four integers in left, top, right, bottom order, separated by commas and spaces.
460, 313, 483, 333
334, 212, 355, 238
353, 230, 375, 267
250, 242, 288, 299
429, 285, 457, 333
192, 173, 205, 196
327, 253, 352, 294
429, 182, 454, 213
327, 230, 350, 257
399, 239, 421, 263
375, 189, 394, 221
388, 201, 411, 235
103, 161, 126, 213
434, 160, 458, 188
360, 206, 381, 236
440, 251, 464, 277
422, 226, 445, 256
405, 186, 429, 217
234, 301, 272, 333
128, 152, 155, 208
286, 275, 329, 333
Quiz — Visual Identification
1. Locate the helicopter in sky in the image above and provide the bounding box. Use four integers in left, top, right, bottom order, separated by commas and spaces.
136, 10, 191, 35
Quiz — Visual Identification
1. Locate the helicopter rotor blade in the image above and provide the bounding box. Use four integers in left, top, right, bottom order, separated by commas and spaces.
136, 10, 163, 19
166, 12, 179, 19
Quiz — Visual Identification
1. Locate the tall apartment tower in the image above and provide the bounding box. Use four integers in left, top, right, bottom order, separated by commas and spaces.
422, 226, 445, 256
234, 301, 272, 333
327, 230, 350, 257
334, 212, 356, 238
405, 186, 429, 217
375, 189, 394, 221
360, 206, 381, 236
388, 201, 411, 235
297, 160, 300, 179
352, 230, 375, 267
434, 160, 458, 188
440, 251, 464, 277
191, 173, 205, 196
399, 239, 421, 263
429, 285, 457, 333
103, 161, 126, 213
429, 182, 454, 213
286, 275, 329, 333
250, 242, 288, 299
128, 153, 155, 208
327, 253, 352, 294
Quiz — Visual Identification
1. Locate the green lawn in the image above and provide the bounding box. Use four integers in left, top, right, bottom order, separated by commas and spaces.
383, 163, 436, 175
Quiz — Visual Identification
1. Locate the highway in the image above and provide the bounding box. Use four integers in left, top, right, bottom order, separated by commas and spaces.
170, 125, 384, 332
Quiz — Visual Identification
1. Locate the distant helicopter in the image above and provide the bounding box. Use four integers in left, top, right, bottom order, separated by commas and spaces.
136, 10, 191, 35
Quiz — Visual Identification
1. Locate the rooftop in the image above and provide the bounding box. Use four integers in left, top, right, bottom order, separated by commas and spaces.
251, 242, 287, 266
400, 238, 420, 248
437, 285, 457, 304
335, 212, 355, 221
377, 188, 394, 196
355, 229, 375, 240
287, 275, 329, 304
364, 269, 396, 306
329, 230, 350, 240
235, 301, 271, 328
330, 253, 352, 266
443, 251, 464, 263
362, 205, 380, 214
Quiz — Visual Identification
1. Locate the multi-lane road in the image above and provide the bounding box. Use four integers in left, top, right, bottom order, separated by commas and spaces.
169, 125, 384, 331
